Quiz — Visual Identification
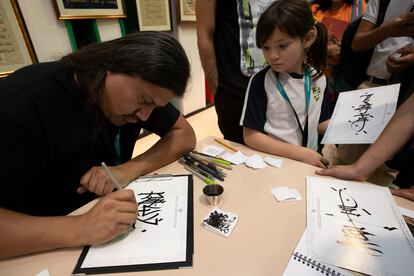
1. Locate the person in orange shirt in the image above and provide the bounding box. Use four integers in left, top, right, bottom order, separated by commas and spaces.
312, 0, 366, 22
312, 0, 367, 76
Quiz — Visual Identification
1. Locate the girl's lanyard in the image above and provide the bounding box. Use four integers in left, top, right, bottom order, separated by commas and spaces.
274, 67, 311, 147
114, 127, 121, 165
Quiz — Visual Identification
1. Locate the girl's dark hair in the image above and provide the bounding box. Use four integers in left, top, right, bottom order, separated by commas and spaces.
313, 0, 354, 12
256, 0, 327, 78
61, 31, 190, 136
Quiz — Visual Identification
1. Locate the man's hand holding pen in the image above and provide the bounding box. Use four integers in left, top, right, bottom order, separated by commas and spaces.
75, 162, 138, 245
77, 189, 137, 246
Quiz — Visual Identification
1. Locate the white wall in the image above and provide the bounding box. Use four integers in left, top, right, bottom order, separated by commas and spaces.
18, 0, 72, 62
96, 19, 122, 42
174, 24, 206, 115
15, 0, 206, 115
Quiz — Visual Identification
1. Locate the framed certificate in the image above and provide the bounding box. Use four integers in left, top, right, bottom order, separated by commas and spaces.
136, 0, 172, 31
0, 0, 37, 78
53, 0, 126, 20
178, 0, 196, 23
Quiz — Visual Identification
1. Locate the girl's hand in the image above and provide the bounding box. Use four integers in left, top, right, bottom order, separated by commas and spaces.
78, 190, 137, 245
299, 148, 329, 169
78, 165, 130, 195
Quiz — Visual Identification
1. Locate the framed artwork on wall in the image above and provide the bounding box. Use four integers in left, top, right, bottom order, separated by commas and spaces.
136, 0, 171, 31
53, 0, 126, 20
178, 0, 196, 22
0, 0, 37, 78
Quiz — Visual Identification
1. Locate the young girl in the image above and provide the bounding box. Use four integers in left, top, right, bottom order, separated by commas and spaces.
240, 0, 331, 168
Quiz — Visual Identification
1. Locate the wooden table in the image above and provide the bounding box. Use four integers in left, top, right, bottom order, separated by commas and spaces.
1, 136, 413, 276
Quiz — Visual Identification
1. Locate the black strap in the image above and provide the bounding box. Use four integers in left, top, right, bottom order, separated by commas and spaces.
377, 0, 391, 28
290, 107, 308, 147
274, 71, 310, 147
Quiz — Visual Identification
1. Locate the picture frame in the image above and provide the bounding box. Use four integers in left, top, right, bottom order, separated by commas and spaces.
177, 0, 196, 22
53, 0, 126, 20
136, 0, 172, 31
0, 0, 37, 78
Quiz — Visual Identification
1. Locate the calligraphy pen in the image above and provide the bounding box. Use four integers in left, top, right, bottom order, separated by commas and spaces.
101, 162, 123, 190
182, 163, 216, 185
183, 155, 224, 181
101, 162, 138, 233
189, 152, 232, 170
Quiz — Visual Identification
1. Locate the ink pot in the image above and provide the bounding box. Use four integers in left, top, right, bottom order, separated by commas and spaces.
203, 184, 224, 206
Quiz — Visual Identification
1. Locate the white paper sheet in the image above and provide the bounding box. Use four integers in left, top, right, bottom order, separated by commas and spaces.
264, 157, 283, 168
79, 176, 190, 268
283, 229, 353, 276
36, 269, 52, 276
245, 154, 267, 169
202, 145, 226, 157
322, 84, 399, 144
306, 176, 414, 276
221, 151, 247, 165
271, 187, 301, 202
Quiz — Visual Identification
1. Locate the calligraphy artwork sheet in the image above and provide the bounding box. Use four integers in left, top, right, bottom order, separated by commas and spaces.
306, 177, 414, 276
283, 228, 353, 276
73, 175, 193, 274
322, 84, 399, 144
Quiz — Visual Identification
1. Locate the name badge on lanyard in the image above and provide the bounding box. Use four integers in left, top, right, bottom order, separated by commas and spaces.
274, 67, 311, 147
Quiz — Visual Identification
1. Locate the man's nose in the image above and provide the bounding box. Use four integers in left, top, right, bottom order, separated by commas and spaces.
135, 105, 155, 121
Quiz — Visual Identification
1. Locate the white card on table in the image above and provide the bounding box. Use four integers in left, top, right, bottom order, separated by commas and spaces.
202, 145, 226, 157
245, 154, 267, 169
221, 151, 247, 165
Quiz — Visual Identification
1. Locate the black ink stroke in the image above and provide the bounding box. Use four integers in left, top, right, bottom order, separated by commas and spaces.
348, 92, 374, 135
333, 187, 385, 256
136, 191, 166, 226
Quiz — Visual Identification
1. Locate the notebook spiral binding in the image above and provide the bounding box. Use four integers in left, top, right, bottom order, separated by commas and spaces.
293, 252, 343, 276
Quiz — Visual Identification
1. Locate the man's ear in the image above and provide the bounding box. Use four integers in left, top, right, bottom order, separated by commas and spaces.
304, 26, 317, 50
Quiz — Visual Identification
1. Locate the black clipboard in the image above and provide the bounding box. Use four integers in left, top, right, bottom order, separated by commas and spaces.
72, 174, 194, 275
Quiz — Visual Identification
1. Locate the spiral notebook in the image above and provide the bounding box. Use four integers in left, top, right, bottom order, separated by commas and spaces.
283, 229, 353, 276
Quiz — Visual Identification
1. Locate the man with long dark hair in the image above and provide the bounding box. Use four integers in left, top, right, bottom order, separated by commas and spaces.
0, 32, 196, 258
